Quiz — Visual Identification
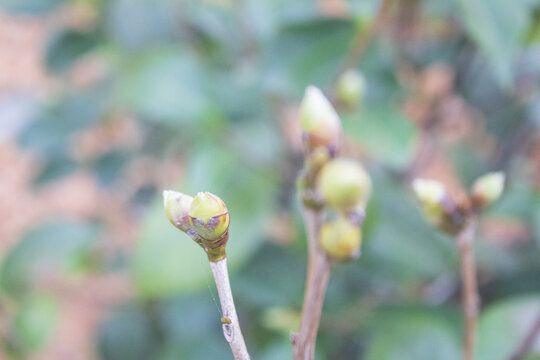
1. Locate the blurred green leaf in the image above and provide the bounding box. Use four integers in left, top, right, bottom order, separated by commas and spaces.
106, 0, 178, 50
456, 0, 535, 88
98, 303, 158, 360
476, 295, 540, 360
13, 294, 59, 353
45, 28, 99, 73
32, 155, 77, 186
0, 0, 68, 14
366, 171, 456, 281
121, 50, 214, 126
18, 83, 110, 159
132, 201, 208, 298
0, 220, 100, 298
264, 18, 355, 95
343, 106, 418, 168
365, 307, 460, 360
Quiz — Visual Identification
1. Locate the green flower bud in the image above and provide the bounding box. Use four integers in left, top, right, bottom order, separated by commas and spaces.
412, 178, 446, 207
299, 86, 342, 151
317, 158, 371, 212
163, 190, 193, 233
336, 69, 366, 108
471, 171, 505, 208
411, 178, 447, 222
320, 217, 361, 261
189, 192, 230, 249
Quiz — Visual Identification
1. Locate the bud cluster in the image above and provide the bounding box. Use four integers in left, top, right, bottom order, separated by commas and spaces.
412, 172, 505, 235
298, 85, 372, 261
164, 190, 230, 262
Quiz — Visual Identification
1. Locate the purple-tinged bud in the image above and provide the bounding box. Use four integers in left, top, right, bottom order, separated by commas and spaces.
188, 192, 230, 261
163, 190, 193, 233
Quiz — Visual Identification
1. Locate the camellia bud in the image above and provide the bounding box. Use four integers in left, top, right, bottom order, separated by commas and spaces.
412, 178, 446, 207
320, 217, 362, 261
471, 171, 505, 209
163, 190, 193, 233
189, 191, 230, 249
411, 178, 446, 223
317, 158, 371, 212
299, 86, 342, 152
336, 69, 366, 108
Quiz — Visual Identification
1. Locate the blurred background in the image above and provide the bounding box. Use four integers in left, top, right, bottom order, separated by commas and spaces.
1, 0, 540, 359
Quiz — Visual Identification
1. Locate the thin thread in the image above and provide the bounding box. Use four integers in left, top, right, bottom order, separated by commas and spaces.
207, 280, 222, 316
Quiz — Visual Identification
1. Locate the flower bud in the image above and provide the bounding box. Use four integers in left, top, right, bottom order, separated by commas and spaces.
189, 192, 230, 245
336, 69, 366, 108
471, 171, 505, 208
317, 158, 371, 212
320, 217, 361, 261
412, 178, 446, 207
299, 86, 342, 151
163, 190, 193, 233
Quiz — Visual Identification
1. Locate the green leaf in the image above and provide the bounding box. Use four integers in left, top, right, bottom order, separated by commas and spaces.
105, 0, 178, 51
476, 295, 540, 360
132, 200, 208, 298
45, 28, 99, 73
13, 294, 60, 352
265, 18, 355, 95
366, 171, 456, 281
365, 308, 461, 360
121, 50, 213, 126
0, 0, 68, 14
0, 220, 100, 298
342, 106, 418, 168
97, 303, 158, 360
456, 0, 535, 88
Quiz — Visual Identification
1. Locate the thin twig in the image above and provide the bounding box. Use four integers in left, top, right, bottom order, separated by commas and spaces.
457, 220, 479, 360
338, 0, 394, 77
509, 312, 540, 360
293, 209, 333, 360
209, 258, 250, 360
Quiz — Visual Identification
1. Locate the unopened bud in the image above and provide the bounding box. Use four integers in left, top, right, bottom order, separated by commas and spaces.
336, 69, 366, 108
189, 192, 230, 249
471, 172, 505, 208
320, 217, 361, 261
318, 158, 371, 212
412, 179, 446, 207
163, 190, 193, 233
299, 86, 342, 151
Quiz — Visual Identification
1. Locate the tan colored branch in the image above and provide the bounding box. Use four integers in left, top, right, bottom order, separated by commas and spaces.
209, 258, 250, 360
293, 209, 333, 360
457, 220, 479, 360
339, 0, 394, 76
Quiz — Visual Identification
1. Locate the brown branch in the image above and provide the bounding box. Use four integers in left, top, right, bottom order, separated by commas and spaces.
457, 220, 479, 360
292, 209, 333, 360
509, 312, 540, 360
338, 0, 394, 77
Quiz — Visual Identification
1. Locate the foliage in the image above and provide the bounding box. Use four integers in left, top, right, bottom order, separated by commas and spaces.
1, 0, 540, 358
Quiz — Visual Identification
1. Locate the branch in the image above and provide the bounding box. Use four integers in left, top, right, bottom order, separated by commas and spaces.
338, 0, 394, 76
509, 311, 540, 360
457, 220, 479, 360
209, 258, 250, 360
292, 209, 333, 360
